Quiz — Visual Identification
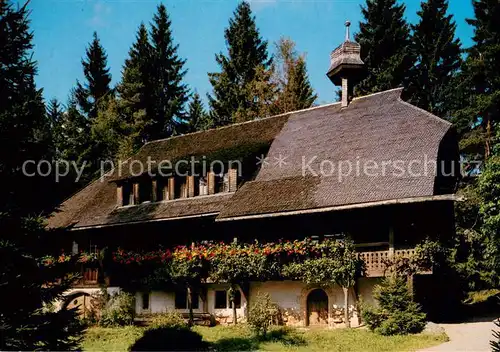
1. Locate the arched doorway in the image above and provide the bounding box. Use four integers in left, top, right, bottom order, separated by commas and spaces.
307, 289, 328, 326
63, 292, 91, 319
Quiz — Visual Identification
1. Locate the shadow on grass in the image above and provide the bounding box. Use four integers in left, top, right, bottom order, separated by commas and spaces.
130, 327, 208, 351
211, 327, 307, 351
129, 326, 307, 351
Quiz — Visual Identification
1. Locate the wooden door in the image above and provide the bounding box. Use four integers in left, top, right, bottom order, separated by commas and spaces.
307, 289, 328, 325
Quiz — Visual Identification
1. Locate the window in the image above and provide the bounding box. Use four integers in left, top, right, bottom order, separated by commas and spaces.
223, 173, 230, 192
142, 292, 150, 310
174, 289, 199, 309
155, 179, 165, 201
190, 289, 199, 309
175, 289, 187, 309
199, 177, 208, 196
175, 177, 188, 199
139, 181, 152, 203
122, 183, 133, 206
229, 290, 241, 309
215, 290, 227, 309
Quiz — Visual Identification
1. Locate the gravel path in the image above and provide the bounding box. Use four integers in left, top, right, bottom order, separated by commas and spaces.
420, 318, 497, 352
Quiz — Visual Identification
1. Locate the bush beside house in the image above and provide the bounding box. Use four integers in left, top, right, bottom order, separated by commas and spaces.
362, 276, 426, 335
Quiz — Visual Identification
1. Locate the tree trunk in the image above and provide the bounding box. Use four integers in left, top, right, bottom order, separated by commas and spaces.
231, 285, 237, 325
485, 115, 492, 159
343, 286, 350, 328
407, 274, 415, 299
187, 285, 194, 327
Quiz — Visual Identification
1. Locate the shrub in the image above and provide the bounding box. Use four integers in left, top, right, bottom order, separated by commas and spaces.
248, 292, 278, 336
83, 288, 109, 326
99, 291, 135, 327
361, 276, 426, 335
149, 312, 188, 329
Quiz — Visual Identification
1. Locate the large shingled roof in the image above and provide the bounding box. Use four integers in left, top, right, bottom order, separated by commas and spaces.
47, 88, 456, 229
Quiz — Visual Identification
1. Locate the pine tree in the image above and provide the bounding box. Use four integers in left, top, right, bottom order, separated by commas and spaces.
233, 65, 277, 122
208, 1, 272, 126
454, 0, 500, 158
46, 98, 64, 157
355, 0, 414, 96
58, 92, 89, 162
187, 93, 211, 132
75, 31, 112, 120
273, 38, 316, 113
149, 4, 189, 140
118, 22, 153, 147
0, 1, 82, 349
0, 0, 50, 212
407, 0, 462, 118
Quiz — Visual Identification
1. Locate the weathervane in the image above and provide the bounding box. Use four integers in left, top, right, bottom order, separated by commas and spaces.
345, 20, 351, 42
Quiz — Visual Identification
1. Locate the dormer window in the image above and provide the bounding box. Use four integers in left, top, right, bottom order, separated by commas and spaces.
139, 181, 152, 203
120, 183, 134, 206
117, 168, 239, 207
199, 177, 208, 196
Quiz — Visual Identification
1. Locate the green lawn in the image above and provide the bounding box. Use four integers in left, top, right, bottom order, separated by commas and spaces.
82, 325, 448, 352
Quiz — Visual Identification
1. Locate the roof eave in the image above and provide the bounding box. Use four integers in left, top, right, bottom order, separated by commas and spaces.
216, 194, 459, 222
67, 212, 220, 231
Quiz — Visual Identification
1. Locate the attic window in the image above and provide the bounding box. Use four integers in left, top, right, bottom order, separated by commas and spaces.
214, 173, 229, 193
199, 177, 208, 196
175, 177, 188, 199
139, 181, 152, 203
122, 183, 133, 206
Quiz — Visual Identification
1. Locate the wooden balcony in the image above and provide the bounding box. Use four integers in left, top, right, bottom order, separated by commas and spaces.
358, 249, 432, 277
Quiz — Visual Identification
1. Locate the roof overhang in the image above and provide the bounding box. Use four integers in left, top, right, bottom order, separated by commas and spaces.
216, 194, 459, 222
68, 212, 220, 231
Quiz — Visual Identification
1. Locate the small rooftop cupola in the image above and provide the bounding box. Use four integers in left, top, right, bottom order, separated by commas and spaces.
326, 21, 365, 108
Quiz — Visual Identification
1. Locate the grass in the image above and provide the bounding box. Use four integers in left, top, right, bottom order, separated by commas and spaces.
81, 326, 143, 352
82, 324, 447, 352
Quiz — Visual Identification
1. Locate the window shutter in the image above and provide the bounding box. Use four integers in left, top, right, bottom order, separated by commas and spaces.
187, 176, 195, 197
168, 177, 175, 200
208, 172, 215, 195
229, 168, 238, 192
162, 182, 168, 201
151, 180, 158, 202
133, 183, 140, 204
116, 185, 123, 206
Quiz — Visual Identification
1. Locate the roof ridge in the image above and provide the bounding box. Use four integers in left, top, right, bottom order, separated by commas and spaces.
142, 101, 342, 147
351, 87, 404, 102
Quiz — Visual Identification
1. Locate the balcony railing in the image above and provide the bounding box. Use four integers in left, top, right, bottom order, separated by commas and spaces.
73, 267, 99, 287
358, 249, 431, 277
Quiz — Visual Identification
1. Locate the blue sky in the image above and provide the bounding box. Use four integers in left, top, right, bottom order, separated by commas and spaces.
29, 0, 474, 107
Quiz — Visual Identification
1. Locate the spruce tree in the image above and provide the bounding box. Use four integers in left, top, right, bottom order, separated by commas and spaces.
0, 1, 82, 349
149, 4, 189, 140
75, 31, 112, 120
118, 22, 152, 147
208, 1, 272, 126
46, 98, 64, 157
407, 0, 462, 118
454, 0, 500, 158
0, 0, 50, 212
58, 92, 89, 162
187, 92, 211, 132
273, 38, 316, 113
355, 0, 414, 96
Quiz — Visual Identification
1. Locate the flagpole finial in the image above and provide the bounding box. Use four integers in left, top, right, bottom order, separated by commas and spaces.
345, 20, 351, 41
